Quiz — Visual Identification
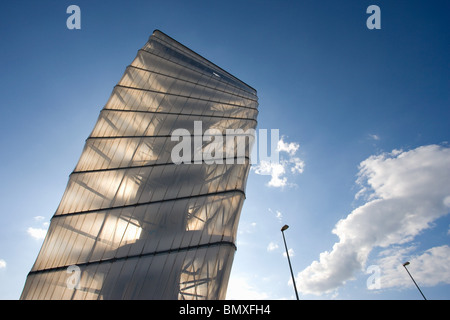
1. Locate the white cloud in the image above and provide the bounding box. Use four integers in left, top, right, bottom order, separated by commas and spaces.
375, 245, 450, 289
252, 136, 304, 188
267, 242, 279, 252
290, 157, 305, 174
27, 227, 47, 240
268, 208, 283, 223
283, 248, 295, 258
275, 210, 283, 222
368, 134, 380, 141
277, 139, 299, 155
27, 216, 49, 240
0, 259, 6, 269
297, 144, 450, 295
254, 161, 288, 187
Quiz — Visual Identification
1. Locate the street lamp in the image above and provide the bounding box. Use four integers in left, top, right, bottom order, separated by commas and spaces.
281, 224, 299, 300
402, 261, 427, 300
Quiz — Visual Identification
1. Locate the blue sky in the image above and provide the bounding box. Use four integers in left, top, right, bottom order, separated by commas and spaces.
0, 0, 449, 300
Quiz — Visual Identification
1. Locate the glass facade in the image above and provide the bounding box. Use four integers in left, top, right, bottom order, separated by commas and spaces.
20, 30, 258, 300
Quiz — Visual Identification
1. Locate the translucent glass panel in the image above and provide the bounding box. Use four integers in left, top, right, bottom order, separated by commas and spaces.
21, 30, 257, 300
32, 192, 244, 272
118, 65, 255, 108
105, 86, 258, 118
141, 31, 256, 96
89, 110, 255, 138
56, 163, 249, 215
22, 244, 235, 300
131, 51, 256, 102
75, 136, 253, 172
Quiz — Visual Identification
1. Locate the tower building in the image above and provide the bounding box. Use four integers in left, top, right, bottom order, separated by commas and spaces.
21, 30, 258, 300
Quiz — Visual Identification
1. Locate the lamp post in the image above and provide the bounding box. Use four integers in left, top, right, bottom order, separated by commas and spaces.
281, 224, 299, 300
402, 261, 427, 300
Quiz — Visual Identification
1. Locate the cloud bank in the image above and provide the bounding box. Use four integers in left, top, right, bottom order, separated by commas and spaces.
297, 144, 450, 295
376, 244, 450, 289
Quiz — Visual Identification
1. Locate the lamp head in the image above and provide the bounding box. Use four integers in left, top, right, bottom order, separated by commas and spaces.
403, 261, 410, 267
281, 225, 289, 232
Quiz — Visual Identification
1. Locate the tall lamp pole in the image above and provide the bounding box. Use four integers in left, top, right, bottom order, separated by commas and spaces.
281, 225, 299, 300
402, 262, 427, 300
